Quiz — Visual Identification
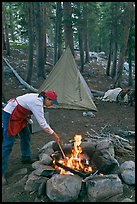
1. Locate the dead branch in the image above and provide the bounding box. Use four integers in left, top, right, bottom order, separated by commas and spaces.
85, 128, 132, 153
46, 62, 53, 67
110, 134, 132, 152
112, 134, 129, 143
3, 57, 38, 93
91, 89, 105, 97
86, 131, 106, 140
89, 128, 102, 137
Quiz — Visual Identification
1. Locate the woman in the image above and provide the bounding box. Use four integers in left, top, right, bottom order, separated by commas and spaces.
2, 90, 60, 184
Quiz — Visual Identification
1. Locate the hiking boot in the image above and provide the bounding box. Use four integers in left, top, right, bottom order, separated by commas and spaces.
21, 159, 36, 164
2, 176, 8, 185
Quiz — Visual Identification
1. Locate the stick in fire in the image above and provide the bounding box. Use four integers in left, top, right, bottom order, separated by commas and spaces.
57, 142, 66, 159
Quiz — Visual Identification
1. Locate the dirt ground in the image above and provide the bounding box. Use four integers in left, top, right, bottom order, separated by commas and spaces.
2, 48, 135, 202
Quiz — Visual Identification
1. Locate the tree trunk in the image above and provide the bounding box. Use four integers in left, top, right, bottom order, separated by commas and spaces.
54, 13, 58, 65
42, 2, 47, 65
2, 16, 6, 50
54, 2, 62, 64
128, 19, 134, 87
9, 4, 15, 42
106, 39, 112, 76
110, 3, 119, 79
77, 2, 84, 73
83, 3, 90, 64
57, 3, 63, 60
78, 28, 84, 73
111, 41, 117, 78
63, 2, 74, 56
106, 4, 114, 76
34, 2, 45, 79
114, 2, 133, 88
128, 50, 132, 86
2, 3, 10, 55
25, 2, 34, 84
54, 12, 58, 65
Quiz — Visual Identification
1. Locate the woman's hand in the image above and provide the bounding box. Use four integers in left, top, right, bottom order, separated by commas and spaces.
52, 132, 60, 144
26, 118, 33, 124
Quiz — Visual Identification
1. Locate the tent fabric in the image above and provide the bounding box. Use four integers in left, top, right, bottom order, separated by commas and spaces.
38, 46, 97, 111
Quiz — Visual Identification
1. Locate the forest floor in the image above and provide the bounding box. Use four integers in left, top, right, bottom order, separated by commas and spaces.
2, 47, 135, 202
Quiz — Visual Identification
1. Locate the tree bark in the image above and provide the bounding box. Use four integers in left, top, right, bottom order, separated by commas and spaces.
9, 4, 15, 42
128, 19, 134, 87
77, 2, 84, 73
42, 2, 47, 65
34, 2, 45, 79
128, 45, 132, 86
83, 3, 90, 64
63, 2, 74, 56
57, 3, 63, 60
2, 3, 10, 55
106, 39, 112, 76
25, 2, 34, 84
111, 3, 119, 78
114, 2, 133, 88
54, 2, 62, 64
106, 3, 114, 76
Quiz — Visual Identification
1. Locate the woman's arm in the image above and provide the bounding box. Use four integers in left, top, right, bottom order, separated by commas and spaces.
43, 128, 60, 143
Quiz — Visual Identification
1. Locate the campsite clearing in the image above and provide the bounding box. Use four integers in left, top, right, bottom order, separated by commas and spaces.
2, 48, 135, 202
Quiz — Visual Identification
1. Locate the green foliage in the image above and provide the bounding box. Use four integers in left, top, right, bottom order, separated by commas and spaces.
3, 2, 135, 60
10, 42, 28, 50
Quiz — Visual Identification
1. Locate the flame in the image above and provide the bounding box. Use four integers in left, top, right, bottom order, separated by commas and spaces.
53, 135, 93, 174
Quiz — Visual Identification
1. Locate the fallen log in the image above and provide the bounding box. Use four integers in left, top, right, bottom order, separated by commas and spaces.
3, 57, 38, 93
91, 89, 105, 97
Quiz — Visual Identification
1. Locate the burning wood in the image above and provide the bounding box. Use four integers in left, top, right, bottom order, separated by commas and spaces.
53, 160, 95, 179
57, 142, 66, 159
51, 135, 98, 178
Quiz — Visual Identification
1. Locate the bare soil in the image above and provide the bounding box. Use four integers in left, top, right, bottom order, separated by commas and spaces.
2, 48, 135, 202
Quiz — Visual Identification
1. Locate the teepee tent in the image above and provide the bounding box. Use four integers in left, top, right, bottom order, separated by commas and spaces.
38, 46, 97, 111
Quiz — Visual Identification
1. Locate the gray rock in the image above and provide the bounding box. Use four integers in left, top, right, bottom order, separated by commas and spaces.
120, 161, 135, 185
39, 153, 53, 165
24, 171, 47, 192
37, 180, 48, 197
16, 168, 28, 175
87, 174, 123, 202
46, 174, 82, 202
38, 141, 55, 155
13, 175, 28, 187
121, 198, 135, 202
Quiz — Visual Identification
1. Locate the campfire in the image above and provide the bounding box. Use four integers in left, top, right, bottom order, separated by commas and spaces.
51, 135, 96, 178
23, 133, 124, 202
